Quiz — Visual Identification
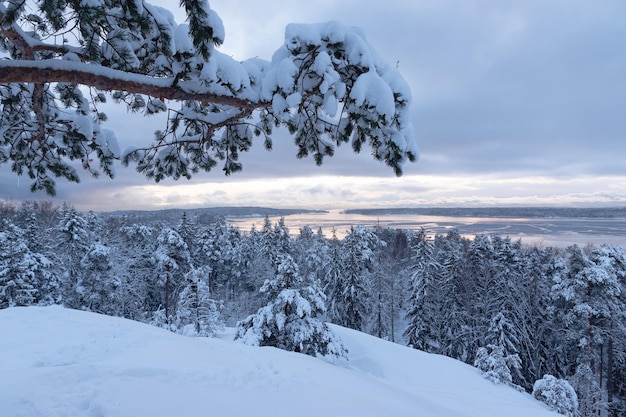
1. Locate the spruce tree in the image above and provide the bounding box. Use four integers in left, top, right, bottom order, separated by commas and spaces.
0, 221, 38, 308
175, 266, 223, 337
153, 227, 192, 324
78, 242, 117, 314
116, 223, 157, 319
474, 312, 523, 387
334, 226, 383, 331
235, 253, 345, 358
323, 229, 344, 325
56, 204, 89, 308
404, 228, 440, 350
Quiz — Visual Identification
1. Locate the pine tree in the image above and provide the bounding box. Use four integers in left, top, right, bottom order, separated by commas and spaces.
542, 247, 573, 380
15, 201, 43, 252
1, 1, 416, 194
85, 211, 106, 245
515, 245, 562, 389
257, 216, 292, 269
404, 230, 471, 359
587, 245, 626, 416
551, 244, 626, 416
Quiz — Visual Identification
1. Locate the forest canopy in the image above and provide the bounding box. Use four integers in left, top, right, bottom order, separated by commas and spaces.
1, 201, 626, 416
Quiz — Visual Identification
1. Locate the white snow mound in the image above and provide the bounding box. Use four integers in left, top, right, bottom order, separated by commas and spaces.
0, 306, 560, 417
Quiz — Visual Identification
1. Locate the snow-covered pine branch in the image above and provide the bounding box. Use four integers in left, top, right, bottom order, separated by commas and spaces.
0, 0, 417, 195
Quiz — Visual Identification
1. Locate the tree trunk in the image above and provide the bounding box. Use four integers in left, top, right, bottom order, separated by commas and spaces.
165, 267, 171, 325
607, 336, 614, 416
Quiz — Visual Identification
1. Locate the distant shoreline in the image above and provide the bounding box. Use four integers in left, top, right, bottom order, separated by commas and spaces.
344, 207, 626, 219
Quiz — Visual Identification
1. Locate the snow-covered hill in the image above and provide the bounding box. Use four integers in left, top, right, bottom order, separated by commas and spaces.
1, 306, 560, 417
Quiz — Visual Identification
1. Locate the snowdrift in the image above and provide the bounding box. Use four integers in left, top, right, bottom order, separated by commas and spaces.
0, 306, 559, 417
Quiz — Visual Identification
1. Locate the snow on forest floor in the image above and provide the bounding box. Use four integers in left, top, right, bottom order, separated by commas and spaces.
0, 306, 560, 417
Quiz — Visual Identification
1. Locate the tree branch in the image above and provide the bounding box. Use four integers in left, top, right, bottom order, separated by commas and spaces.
0, 13, 49, 141
0, 60, 263, 109
0, 16, 35, 60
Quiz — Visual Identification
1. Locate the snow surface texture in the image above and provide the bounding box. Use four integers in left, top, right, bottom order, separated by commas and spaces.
0, 306, 560, 417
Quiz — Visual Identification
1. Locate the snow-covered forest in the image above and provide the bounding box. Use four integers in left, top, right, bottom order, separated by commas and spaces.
1, 200, 625, 416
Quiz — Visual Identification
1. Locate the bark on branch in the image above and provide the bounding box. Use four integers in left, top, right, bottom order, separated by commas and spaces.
0, 60, 263, 109
0, 17, 35, 60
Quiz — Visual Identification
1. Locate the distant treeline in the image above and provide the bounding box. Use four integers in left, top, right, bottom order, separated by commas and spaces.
345, 207, 626, 218
104, 206, 327, 225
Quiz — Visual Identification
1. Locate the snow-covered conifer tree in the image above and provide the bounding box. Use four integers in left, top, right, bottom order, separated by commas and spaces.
295, 225, 329, 286
56, 204, 89, 308
372, 229, 410, 342
15, 201, 43, 252
550, 244, 626, 416
323, 229, 344, 324
510, 245, 561, 388
153, 227, 192, 323
176, 212, 197, 256
474, 343, 522, 387
435, 230, 469, 360
474, 312, 523, 387
0, 221, 38, 308
85, 211, 106, 245
404, 228, 441, 350
77, 242, 118, 314
7, 204, 61, 305
115, 223, 156, 319
196, 218, 245, 299
332, 226, 383, 331
257, 216, 292, 269
175, 266, 223, 337
532, 375, 578, 417
464, 235, 499, 361
235, 253, 345, 358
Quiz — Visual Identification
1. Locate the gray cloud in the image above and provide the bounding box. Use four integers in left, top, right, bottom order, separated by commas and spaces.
2, 0, 626, 209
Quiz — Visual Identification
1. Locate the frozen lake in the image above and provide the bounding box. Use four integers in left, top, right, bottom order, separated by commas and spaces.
226, 210, 626, 248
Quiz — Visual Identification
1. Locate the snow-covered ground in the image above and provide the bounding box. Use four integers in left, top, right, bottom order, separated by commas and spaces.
1, 306, 560, 417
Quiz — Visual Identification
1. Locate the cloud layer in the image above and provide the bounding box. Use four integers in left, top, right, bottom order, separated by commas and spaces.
2, 0, 625, 210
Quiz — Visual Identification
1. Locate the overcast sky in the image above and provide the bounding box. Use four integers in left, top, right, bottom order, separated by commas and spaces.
2, 0, 626, 211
